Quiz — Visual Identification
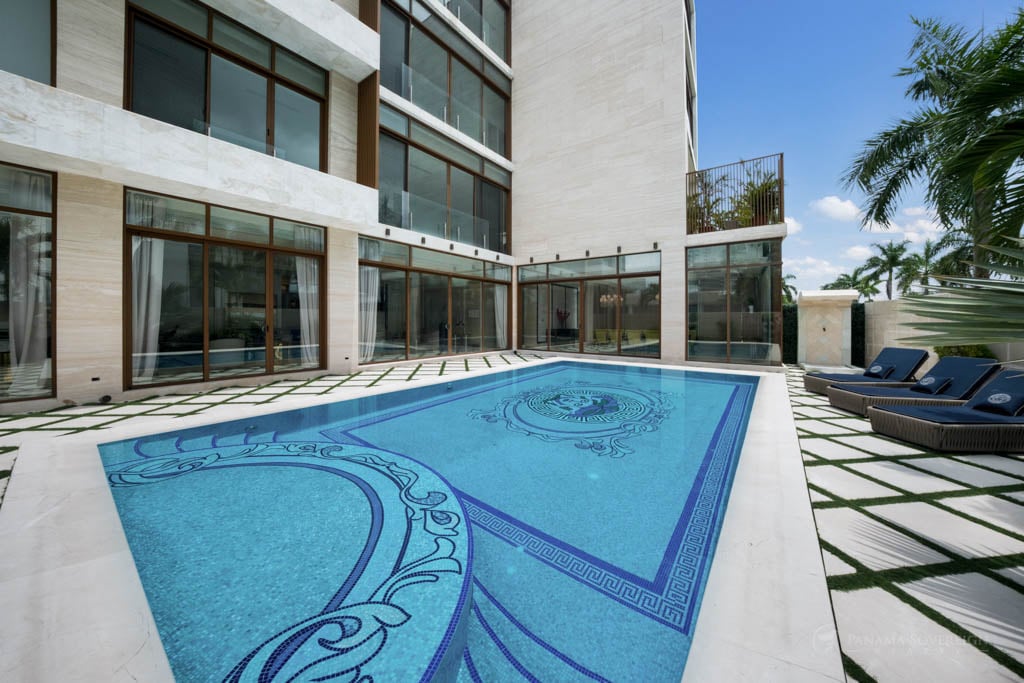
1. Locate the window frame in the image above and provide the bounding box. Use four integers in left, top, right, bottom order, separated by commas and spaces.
125, 2, 329, 172
122, 186, 328, 390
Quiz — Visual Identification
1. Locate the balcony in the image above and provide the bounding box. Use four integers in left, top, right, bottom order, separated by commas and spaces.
379, 187, 506, 252
686, 153, 784, 234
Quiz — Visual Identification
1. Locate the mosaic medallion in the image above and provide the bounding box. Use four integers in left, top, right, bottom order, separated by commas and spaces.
469, 382, 674, 457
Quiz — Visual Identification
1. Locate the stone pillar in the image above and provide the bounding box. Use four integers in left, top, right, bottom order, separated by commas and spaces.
797, 290, 859, 367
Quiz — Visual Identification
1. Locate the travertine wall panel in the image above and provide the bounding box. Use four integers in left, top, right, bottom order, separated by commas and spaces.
327, 227, 359, 374
56, 0, 125, 106
865, 300, 939, 374
329, 73, 359, 182
55, 174, 123, 404
797, 291, 858, 366
511, 0, 689, 261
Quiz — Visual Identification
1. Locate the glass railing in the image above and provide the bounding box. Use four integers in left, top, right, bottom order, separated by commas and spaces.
444, 0, 506, 61
398, 64, 492, 146
379, 187, 496, 249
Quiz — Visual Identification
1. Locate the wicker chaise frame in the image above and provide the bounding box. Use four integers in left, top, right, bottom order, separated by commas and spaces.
826, 385, 966, 416
867, 406, 1024, 453
803, 374, 914, 395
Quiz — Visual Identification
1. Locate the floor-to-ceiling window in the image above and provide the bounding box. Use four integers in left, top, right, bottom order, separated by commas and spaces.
379, 110, 510, 252
381, 1, 510, 156
687, 239, 782, 365
447, 0, 509, 62
127, 0, 327, 170
0, 0, 54, 85
125, 189, 325, 387
359, 237, 510, 363
519, 252, 661, 358
0, 162, 56, 401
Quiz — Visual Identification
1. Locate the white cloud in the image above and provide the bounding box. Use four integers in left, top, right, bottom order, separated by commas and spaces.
809, 195, 861, 222
784, 215, 803, 234
784, 256, 845, 290
844, 245, 873, 260
863, 219, 898, 233
902, 206, 929, 217
902, 217, 943, 244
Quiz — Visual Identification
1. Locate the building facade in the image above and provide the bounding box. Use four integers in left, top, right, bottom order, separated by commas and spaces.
0, 0, 785, 412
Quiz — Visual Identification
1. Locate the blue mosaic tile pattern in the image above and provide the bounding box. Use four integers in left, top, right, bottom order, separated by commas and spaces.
99, 441, 472, 683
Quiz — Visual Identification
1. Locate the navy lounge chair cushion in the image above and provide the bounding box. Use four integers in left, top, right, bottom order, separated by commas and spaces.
909, 376, 953, 394
806, 347, 929, 385
872, 402, 1024, 425
864, 363, 895, 379
964, 371, 1024, 417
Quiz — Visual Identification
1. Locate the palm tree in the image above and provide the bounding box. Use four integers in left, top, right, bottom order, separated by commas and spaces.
896, 238, 944, 294
866, 240, 910, 300
823, 265, 881, 301
844, 13, 1024, 276
782, 273, 798, 304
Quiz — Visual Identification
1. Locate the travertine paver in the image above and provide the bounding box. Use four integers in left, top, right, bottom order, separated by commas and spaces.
901, 573, 1024, 664
822, 418, 875, 433
938, 495, 1024, 532
955, 455, 1024, 479
813, 507, 950, 570
800, 438, 876, 461
797, 421, 857, 436
804, 466, 901, 500
870, 503, 1024, 558
907, 458, 1023, 488
996, 567, 1024, 587
821, 549, 856, 576
846, 461, 965, 494
793, 407, 842, 419
832, 434, 923, 456
830, 587, 1021, 682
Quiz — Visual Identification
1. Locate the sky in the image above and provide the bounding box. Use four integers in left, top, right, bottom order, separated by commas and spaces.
696, 0, 1023, 296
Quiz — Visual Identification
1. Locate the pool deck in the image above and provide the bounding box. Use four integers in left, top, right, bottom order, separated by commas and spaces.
0, 354, 1019, 681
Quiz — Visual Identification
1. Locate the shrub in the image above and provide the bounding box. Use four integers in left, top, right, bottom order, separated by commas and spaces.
933, 344, 998, 359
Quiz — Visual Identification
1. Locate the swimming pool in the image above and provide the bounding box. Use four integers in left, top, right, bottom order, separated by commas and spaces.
99, 360, 758, 681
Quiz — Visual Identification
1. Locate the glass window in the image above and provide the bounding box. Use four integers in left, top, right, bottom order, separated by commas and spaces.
130, 236, 204, 385
481, 282, 509, 350
208, 245, 266, 377
274, 220, 324, 252
730, 240, 780, 265
687, 267, 728, 362
412, 247, 484, 277
519, 283, 548, 350
131, 19, 207, 134
687, 245, 727, 269
583, 279, 620, 353
410, 122, 480, 171
518, 264, 547, 282
483, 161, 510, 187
619, 252, 661, 274
482, 0, 508, 60
380, 104, 409, 136
451, 61, 482, 142
621, 277, 660, 357
379, 135, 408, 228
451, 277, 482, 353
483, 85, 506, 155
360, 266, 408, 362
409, 27, 448, 121
380, 4, 408, 96
0, 165, 53, 213
408, 147, 448, 238
126, 190, 205, 235
273, 253, 319, 370
359, 237, 410, 266
275, 48, 326, 96
274, 84, 321, 170
213, 15, 271, 67
133, 0, 208, 36
484, 61, 511, 96
409, 271, 450, 357
0, 0, 52, 84
487, 264, 512, 282
548, 257, 616, 279
450, 167, 475, 246
210, 55, 268, 153
475, 180, 506, 253
549, 282, 580, 352
210, 206, 270, 244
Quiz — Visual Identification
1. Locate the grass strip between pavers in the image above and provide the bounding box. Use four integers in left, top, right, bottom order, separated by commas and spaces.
406, 365, 421, 381
841, 653, 877, 683
366, 367, 394, 387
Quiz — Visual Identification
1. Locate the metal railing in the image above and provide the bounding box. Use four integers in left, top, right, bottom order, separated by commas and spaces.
686, 153, 784, 234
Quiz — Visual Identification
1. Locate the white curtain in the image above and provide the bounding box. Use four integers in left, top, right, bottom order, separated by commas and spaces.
291, 226, 322, 367
128, 191, 167, 380
493, 284, 508, 348
358, 239, 381, 363
8, 172, 51, 392
584, 283, 597, 346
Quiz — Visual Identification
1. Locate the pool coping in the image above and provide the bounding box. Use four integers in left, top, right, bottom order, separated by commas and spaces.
0, 358, 845, 682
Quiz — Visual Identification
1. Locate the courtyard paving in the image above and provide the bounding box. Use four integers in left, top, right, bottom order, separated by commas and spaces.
0, 356, 1020, 681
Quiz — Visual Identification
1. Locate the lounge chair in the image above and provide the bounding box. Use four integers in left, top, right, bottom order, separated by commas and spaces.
826, 356, 999, 415
803, 347, 929, 395
867, 370, 1024, 453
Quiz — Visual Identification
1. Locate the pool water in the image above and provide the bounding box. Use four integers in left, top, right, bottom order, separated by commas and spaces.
99, 361, 758, 682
